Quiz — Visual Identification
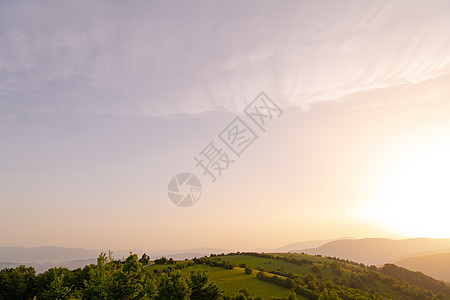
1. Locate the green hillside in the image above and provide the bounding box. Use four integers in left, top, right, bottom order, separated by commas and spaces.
146, 262, 295, 299
2, 251, 450, 299
147, 252, 450, 299
184, 266, 299, 299
395, 253, 450, 283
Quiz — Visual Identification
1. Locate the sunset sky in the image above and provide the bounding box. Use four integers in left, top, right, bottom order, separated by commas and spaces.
1, 1, 450, 252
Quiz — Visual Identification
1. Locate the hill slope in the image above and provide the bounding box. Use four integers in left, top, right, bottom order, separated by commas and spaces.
300, 238, 450, 265
148, 252, 450, 299
395, 253, 450, 283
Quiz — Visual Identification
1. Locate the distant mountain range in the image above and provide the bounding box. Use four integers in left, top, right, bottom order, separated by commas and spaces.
272, 238, 341, 252
299, 238, 450, 266
0, 246, 98, 264
0, 246, 231, 273
0, 258, 98, 274
0, 246, 230, 262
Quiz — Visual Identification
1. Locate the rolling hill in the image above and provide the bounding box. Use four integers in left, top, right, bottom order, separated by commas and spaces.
395, 252, 450, 283
272, 239, 338, 253
299, 238, 450, 265
3, 249, 450, 299
147, 252, 450, 299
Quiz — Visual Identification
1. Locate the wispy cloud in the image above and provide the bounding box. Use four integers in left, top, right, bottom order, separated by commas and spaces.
1, 0, 450, 117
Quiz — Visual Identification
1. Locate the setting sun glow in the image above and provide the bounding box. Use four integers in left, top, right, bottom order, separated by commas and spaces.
364, 133, 450, 238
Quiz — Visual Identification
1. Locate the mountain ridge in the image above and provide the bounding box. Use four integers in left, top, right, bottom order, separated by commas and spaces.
395, 252, 450, 283
299, 237, 450, 265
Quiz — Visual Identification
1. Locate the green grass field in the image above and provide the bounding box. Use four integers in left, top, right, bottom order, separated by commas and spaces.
146, 262, 300, 299
217, 254, 401, 299
145, 253, 450, 299
219, 254, 358, 283
182, 265, 301, 299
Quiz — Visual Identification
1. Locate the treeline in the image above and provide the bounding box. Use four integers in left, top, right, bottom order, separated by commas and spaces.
380, 264, 450, 296
213, 252, 373, 269
0, 252, 225, 300
212, 252, 314, 267
3, 251, 450, 300
256, 270, 371, 300
193, 257, 235, 270
0, 253, 294, 300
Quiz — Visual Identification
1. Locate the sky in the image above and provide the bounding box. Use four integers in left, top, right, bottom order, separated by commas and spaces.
1, 0, 450, 252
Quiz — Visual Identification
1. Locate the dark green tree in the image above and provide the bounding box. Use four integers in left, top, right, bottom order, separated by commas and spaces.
154, 257, 168, 265
156, 272, 191, 300
142, 274, 158, 299
41, 273, 71, 300
0, 266, 36, 300
188, 270, 223, 300
36, 267, 72, 300
139, 253, 151, 265
286, 290, 297, 300
82, 252, 114, 299
111, 254, 144, 299
318, 288, 342, 300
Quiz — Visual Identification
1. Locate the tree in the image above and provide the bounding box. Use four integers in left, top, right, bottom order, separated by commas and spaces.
111, 254, 145, 299
286, 290, 297, 300
82, 252, 114, 299
0, 266, 35, 300
139, 253, 151, 265
188, 270, 223, 300
239, 288, 250, 298
330, 262, 342, 276
318, 288, 342, 300
82, 252, 152, 300
36, 267, 72, 300
156, 272, 191, 300
143, 275, 158, 299
155, 257, 168, 265
18, 265, 36, 298
244, 267, 252, 275
41, 273, 71, 300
